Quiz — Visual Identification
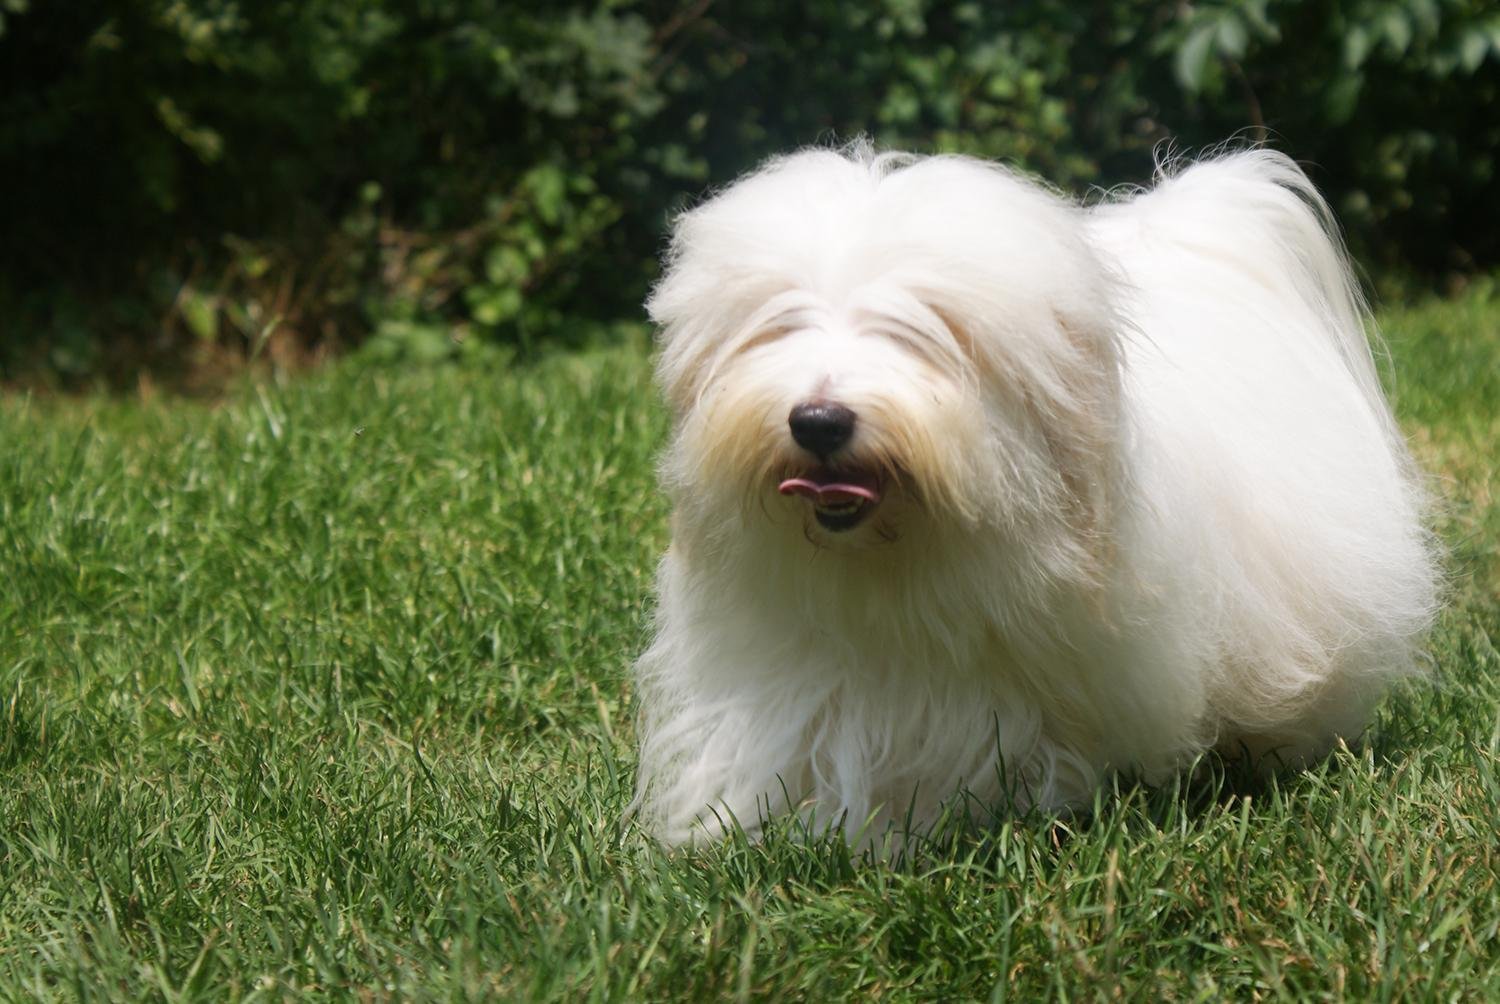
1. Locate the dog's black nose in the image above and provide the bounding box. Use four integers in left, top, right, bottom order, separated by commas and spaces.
788, 401, 857, 457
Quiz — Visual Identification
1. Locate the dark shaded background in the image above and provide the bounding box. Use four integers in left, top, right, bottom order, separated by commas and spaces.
1, 1, 1496, 384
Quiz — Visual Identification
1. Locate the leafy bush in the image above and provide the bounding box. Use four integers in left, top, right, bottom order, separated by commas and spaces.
0, 1, 1496, 382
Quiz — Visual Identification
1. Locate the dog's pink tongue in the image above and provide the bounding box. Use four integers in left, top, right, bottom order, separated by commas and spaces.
777, 473, 881, 505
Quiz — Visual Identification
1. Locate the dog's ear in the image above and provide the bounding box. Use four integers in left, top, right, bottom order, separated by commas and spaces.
939, 299, 1124, 578
651, 277, 810, 418
648, 274, 728, 418
650, 313, 759, 419
653, 326, 709, 418
1039, 307, 1125, 569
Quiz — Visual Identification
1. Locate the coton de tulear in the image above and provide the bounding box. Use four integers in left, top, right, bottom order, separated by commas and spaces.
631, 145, 1439, 847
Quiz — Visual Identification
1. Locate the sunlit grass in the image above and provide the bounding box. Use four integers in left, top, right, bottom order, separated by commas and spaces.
1, 288, 1496, 1000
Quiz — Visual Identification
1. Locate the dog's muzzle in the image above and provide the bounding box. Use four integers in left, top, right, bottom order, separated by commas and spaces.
781, 402, 882, 531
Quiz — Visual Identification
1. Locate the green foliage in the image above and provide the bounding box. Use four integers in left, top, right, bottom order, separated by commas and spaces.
0, 288, 1496, 996
0, 1, 1497, 380
1154, 0, 1500, 274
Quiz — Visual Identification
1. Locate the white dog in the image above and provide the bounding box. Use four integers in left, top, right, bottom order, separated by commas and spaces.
632, 144, 1439, 847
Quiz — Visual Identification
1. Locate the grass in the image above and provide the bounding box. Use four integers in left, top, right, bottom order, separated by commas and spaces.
1, 284, 1497, 1001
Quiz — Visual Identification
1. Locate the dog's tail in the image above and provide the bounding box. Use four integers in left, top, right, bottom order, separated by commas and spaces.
1094, 149, 1400, 443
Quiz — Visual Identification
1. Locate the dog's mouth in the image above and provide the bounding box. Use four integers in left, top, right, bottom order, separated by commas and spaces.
777, 468, 883, 532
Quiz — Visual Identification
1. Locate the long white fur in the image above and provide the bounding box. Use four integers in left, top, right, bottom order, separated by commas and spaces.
633, 145, 1440, 847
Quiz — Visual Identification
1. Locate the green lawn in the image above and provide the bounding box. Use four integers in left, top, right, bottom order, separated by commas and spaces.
1, 286, 1497, 1001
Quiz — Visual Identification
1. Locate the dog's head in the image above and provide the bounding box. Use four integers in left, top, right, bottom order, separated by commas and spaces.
649, 147, 1125, 578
